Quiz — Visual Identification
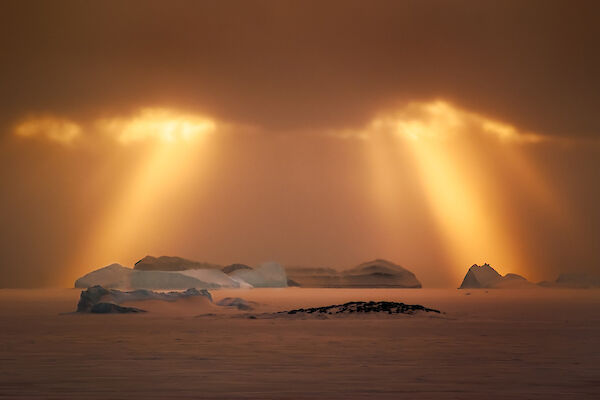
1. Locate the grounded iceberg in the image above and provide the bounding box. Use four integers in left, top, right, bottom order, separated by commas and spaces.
76, 285, 213, 313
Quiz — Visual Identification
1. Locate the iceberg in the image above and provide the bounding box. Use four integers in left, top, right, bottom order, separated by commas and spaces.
342, 259, 422, 288
538, 272, 600, 288
129, 270, 220, 290
285, 259, 422, 288
179, 268, 245, 288
459, 263, 536, 289
230, 262, 288, 287
75, 263, 240, 290
74, 263, 133, 289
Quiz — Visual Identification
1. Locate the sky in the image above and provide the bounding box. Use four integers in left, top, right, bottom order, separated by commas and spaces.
1, 0, 599, 288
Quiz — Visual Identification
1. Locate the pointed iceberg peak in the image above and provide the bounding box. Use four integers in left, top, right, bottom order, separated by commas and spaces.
459, 263, 535, 289
460, 263, 502, 288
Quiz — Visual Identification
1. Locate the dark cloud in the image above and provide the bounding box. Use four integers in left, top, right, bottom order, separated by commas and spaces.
0, 1, 599, 288
1, 0, 599, 136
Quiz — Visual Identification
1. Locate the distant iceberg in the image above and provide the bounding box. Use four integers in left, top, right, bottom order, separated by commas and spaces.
458, 263, 535, 289
538, 272, 600, 289
285, 259, 422, 288
229, 262, 288, 288
342, 259, 422, 288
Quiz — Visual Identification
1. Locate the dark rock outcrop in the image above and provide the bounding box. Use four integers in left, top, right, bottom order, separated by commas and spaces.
280, 301, 440, 315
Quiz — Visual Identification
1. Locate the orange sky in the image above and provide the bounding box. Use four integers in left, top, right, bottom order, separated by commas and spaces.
0, 1, 599, 287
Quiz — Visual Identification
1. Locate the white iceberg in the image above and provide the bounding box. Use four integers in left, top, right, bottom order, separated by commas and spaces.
179, 268, 246, 288
129, 270, 220, 290
230, 262, 288, 288
74, 264, 134, 289
75, 263, 242, 290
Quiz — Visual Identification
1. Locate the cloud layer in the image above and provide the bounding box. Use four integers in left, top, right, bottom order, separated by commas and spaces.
0, 1, 599, 287
1, 1, 599, 138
